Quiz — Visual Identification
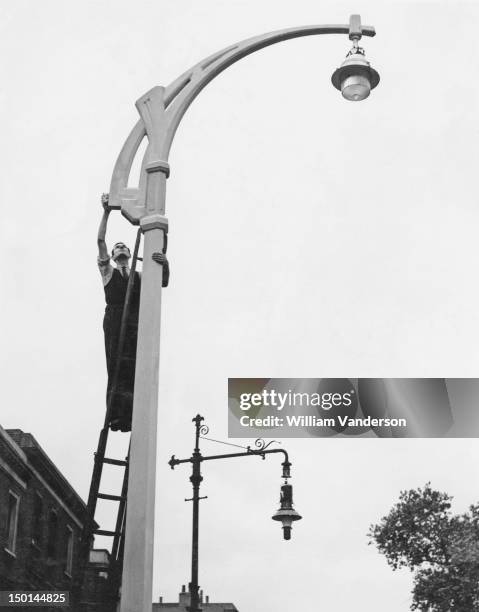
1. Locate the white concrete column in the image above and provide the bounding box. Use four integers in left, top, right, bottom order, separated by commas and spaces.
119, 171, 168, 612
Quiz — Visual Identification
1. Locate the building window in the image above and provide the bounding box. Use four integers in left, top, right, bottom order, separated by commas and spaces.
6, 491, 20, 554
64, 526, 74, 576
32, 492, 43, 547
47, 510, 58, 559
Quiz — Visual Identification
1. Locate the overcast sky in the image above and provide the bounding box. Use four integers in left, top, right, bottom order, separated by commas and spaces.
2, 1, 479, 610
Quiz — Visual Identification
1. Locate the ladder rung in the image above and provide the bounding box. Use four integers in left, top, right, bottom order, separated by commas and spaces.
94, 529, 121, 537
102, 457, 128, 467
98, 493, 126, 502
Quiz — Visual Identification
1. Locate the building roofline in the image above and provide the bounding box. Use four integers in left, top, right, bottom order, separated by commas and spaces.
0, 425, 28, 462
2, 427, 90, 525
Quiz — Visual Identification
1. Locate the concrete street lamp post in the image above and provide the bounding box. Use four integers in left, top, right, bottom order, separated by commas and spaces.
108, 14, 379, 612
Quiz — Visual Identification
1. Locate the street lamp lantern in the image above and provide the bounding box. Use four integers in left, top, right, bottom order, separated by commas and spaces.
272, 483, 302, 541
331, 44, 380, 101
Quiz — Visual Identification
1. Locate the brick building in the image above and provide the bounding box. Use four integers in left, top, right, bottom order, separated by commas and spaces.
154, 585, 239, 611
0, 425, 96, 599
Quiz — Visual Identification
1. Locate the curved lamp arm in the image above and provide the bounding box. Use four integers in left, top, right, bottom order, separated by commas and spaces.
162, 20, 375, 155
109, 15, 376, 222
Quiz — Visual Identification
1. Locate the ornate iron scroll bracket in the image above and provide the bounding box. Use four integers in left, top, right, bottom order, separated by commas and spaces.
247, 439, 281, 458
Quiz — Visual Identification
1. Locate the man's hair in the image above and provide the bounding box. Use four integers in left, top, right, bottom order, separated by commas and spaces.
112, 242, 131, 257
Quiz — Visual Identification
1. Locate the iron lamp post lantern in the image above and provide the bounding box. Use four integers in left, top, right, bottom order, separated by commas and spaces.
272, 483, 303, 540
108, 14, 379, 612
169, 415, 301, 612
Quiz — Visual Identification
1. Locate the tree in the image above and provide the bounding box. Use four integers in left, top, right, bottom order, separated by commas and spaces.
369, 484, 479, 611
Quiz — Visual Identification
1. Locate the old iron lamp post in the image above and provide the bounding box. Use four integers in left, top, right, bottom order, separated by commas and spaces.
168, 415, 301, 612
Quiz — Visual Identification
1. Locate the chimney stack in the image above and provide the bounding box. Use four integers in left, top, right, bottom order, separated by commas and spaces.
179, 585, 190, 606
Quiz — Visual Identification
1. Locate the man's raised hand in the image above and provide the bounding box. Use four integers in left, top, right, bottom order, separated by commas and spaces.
101, 193, 111, 211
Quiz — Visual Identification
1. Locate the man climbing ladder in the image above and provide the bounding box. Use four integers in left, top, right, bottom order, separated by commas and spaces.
97, 193, 169, 431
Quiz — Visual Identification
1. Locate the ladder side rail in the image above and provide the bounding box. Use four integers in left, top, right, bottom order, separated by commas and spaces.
112, 510, 127, 604
111, 446, 130, 562
108, 447, 130, 609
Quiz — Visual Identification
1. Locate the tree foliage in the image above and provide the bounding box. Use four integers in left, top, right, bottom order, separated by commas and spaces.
369, 484, 479, 611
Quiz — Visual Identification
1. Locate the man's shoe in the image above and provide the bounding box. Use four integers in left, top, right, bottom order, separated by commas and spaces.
110, 417, 122, 431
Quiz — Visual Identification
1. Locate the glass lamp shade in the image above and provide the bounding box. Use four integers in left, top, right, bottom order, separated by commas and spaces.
331, 50, 380, 101
341, 75, 371, 101
272, 508, 302, 540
